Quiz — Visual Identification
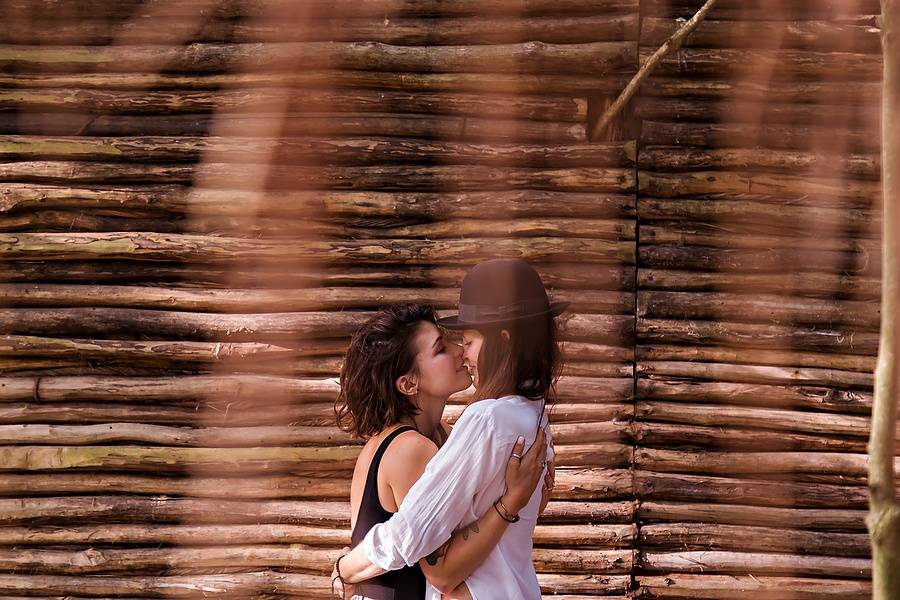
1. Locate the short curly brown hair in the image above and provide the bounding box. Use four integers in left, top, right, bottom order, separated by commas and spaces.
334, 304, 436, 439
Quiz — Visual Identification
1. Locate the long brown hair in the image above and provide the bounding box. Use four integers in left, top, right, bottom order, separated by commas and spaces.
473, 313, 561, 403
334, 304, 435, 439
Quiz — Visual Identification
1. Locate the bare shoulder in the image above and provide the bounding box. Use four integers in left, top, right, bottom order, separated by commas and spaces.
387, 429, 439, 463
380, 429, 439, 499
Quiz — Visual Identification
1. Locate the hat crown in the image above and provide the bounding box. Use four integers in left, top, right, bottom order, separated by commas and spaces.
458, 259, 549, 310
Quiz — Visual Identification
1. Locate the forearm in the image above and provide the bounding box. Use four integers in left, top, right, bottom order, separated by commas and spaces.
419, 499, 513, 593
337, 543, 387, 584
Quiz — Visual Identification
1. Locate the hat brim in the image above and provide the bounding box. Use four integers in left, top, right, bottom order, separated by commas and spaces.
435, 301, 570, 330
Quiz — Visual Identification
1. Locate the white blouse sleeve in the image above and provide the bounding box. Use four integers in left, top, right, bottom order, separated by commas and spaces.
360, 406, 507, 570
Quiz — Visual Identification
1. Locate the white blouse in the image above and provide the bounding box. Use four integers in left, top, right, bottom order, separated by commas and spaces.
360, 395, 552, 600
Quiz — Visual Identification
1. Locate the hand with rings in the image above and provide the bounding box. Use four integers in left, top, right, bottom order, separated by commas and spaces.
501, 426, 549, 514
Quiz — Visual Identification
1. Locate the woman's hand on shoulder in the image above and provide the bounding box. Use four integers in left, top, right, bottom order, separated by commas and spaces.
501, 426, 548, 514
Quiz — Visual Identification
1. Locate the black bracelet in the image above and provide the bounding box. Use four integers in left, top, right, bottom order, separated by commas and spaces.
333, 554, 348, 598
493, 498, 520, 523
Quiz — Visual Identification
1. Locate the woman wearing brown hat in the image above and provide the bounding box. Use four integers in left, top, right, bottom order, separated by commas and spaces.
333, 259, 565, 600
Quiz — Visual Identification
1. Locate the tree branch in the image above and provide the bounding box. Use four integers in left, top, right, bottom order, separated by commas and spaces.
589, 0, 720, 141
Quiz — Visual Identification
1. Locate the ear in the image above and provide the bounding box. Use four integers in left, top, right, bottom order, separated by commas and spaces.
395, 373, 418, 397
500, 329, 511, 341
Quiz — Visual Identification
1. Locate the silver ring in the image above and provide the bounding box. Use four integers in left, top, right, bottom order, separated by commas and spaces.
512, 453, 523, 460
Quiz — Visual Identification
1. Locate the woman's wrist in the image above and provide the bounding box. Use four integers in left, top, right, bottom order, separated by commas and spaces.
500, 492, 525, 515
495, 496, 521, 522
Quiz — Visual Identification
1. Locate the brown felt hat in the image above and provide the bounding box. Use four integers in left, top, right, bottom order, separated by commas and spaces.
436, 259, 569, 330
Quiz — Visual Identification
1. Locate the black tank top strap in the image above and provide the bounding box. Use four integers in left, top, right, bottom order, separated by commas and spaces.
363, 424, 416, 514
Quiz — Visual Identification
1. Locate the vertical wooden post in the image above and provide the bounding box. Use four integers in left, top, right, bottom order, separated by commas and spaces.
869, 2, 900, 598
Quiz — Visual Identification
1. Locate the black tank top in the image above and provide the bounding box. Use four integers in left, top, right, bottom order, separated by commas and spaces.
350, 425, 426, 600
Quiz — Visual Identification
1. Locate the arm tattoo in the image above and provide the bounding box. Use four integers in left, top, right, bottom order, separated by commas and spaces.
424, 522, 480, 565
425, 540, 450, 566
458, 521, 480, 541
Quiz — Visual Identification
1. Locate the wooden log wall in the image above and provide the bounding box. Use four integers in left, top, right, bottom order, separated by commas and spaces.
0, 0, 887, 598
0, 0, 638, 598
633, 0, 883, 598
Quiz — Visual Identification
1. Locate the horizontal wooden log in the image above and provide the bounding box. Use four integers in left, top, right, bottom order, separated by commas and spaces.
0, 162, 637, 192
0, 308, 630, 344
0, 495, 634, 526
637, 345, 875, 373
0, 308, 371, 341
638, 318, 878, 355
640, 225, 881, 258
0, 112, 589, 143
0, 473, 350, 499
638, 378, 871, 413
638, 198, 876, 233
634, 97, 880, 127
634, 574, 870, 599
0, 445, 361, 473
635, 401, 883, 439
0, 233, 634, 264
0, 136, 633, 168
635, 448, 894, 479
640, 171, 880, 201
0, 546, 632, 575
639, 245, 876, 275
347, 218, 635, 241
642, 76, 882, 104
0, 571, 329, 597
0, 443, 629, 472
0, 424, 355, 447
1, 13, 639, 45
641, 120, 878, 152
0, 374, 633, 404
0, 545, 333, 574
0, 496, 351, 526
539, 573, 630, 595
640, 146, 879, 178
640, 17, 882, 52
0, 283, 634, 314
640, 523, 870, 556
0, 260, 637, 291
641, 47, 881, 80
0, 336, 342, 366
0, 186, 634, 220
0, 523, 349, 547
0, 71, 630, 95
645, 0, 881, 19
0, 88, 588, 120
0, 374, 340, 403
637, 501, 867, 531
631, 421, 875, 454
638, 268, 880, 300
533, 548, 633, 574
0, 521, 634, 548
639, 550, 870, 578
638, 291, 879, 329
0, 41, 636, 75
638, 361, 874, 389
0, 212, 633, 240
0, 400, 631, 428
2, 0, 641, 19
634, 470, 869, 508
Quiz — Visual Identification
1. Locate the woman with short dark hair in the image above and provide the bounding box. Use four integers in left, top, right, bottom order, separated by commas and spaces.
334, 259, 565, 600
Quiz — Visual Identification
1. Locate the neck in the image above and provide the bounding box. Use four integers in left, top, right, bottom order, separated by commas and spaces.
398, 393, 447, 440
